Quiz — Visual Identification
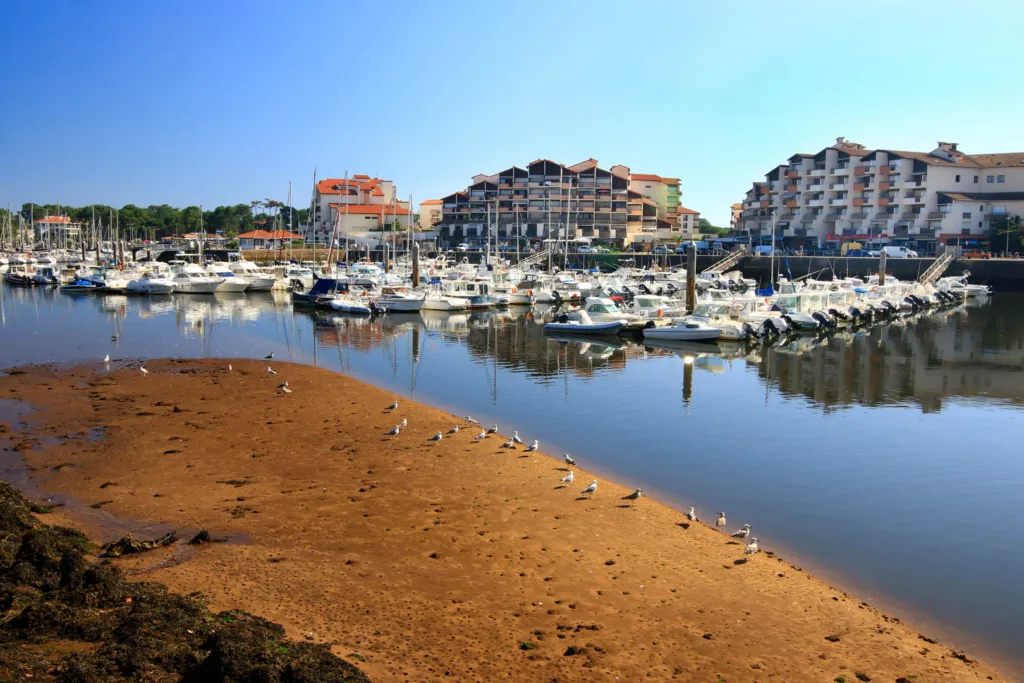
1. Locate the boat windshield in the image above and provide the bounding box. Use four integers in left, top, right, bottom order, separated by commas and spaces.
587, 303, 613, 313
777, 296, 800, 309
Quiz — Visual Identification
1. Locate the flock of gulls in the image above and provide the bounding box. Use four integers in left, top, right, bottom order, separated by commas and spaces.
123, 356, 760, 560
381, 399, 761, 560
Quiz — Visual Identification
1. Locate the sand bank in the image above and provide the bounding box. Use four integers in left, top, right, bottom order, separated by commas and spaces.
0, 359, 1005, 682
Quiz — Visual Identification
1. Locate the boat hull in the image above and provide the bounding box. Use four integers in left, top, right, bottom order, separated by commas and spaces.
544, 320, 627, 334
642, 326, 722, 342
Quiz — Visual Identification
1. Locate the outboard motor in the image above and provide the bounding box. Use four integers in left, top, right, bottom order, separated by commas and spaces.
828, 308, 850, 322
903, 296, 920, 313
741, 322, 758, 340
812, 311, 835, 329
881, 300, 897, 316
848, 306, 862, 321
780, 314, 795, 331
639, 283, 652, 294
761, 318, 782, 337
551, 290, 563, 308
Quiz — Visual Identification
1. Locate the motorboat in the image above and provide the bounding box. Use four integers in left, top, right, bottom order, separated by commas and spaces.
171, 262, 221, 294
544, 309, 627, 335
60, 278, 98, 293
89, 267, 130, 292
641, 318, 721, 342
580, 297, 646, 330
284, 265, 316, 292
329, 293, 378, 315
3, 264, 36, 286
228, 260, 276, 291
205, 263, 249, 293
420, 289, 469, 311
126, 271, 176, 295
684, 303, 750, 341
376, 286, 425, 312
626, 294, 688, 321
439, 279, 496, 309
31, 264, 61, 285
936, 273, 992, 299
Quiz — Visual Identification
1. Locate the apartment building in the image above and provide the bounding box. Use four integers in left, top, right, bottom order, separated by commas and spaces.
738, 138, 1024, 252
436, 159, 684, 248
309, 174, 410, 243
730, 203, 743, 231
33, 215, 83, 242
418, 199, 442, 230
679, 206, 701, 237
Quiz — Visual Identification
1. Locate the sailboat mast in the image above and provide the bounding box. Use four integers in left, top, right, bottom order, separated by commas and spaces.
287, 182, 293, 265
344, 170, 349, 275
311, 170, 317, 269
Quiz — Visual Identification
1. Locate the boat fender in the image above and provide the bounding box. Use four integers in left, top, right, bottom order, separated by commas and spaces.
657, 309, 663, 318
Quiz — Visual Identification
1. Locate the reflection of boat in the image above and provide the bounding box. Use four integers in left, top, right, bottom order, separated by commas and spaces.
544, 309, 627, 335
642, 318, 721, 342
543, 333, 630, 350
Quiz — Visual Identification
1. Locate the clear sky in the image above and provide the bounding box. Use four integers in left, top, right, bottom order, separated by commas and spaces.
3, 0, 1024, 225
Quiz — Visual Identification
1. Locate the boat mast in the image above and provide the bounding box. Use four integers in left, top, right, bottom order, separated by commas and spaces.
310, 170, 316, 269
344, 170, 349, 275
287, 182, 293, 265
769, 209, 777, 291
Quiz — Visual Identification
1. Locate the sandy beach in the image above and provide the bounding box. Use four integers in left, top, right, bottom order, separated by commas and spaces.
0, 359, 1006, 682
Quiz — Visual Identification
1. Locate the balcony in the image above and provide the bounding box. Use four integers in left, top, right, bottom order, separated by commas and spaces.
806, 182, 824, 191
829, 197, 849, 205
904, 195, 924, 204
854, 166, 871, 176
878, 198, 891, 207
830, 182, 848, 190
785, 200, 798, 208
852, 198, 865, 207
879, 181, 891, 191
831, 165, 851, 175
809, 168, 827, 177
901, 210, 923, 219
786, 170, 800, 178
807, 199, 824, 207
904, 178, 926, 187
785, 184, 799, 193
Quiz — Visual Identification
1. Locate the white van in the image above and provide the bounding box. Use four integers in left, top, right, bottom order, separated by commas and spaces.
882, 246, 918, 258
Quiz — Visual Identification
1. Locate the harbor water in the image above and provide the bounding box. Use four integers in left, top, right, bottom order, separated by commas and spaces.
1, 285, 1022, 673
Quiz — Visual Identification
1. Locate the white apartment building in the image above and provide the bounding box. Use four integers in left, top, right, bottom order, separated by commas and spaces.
739, 139, 1024, 253
309, 175, 411, 244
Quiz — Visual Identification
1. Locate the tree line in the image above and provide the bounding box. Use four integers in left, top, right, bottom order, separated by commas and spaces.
7, 201, 311, 240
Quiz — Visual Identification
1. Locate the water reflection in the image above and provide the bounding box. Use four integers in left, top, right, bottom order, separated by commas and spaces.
1, 285, 1023, 670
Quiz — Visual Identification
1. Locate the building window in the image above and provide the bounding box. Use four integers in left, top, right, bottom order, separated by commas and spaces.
986, 175, 995, 183
973, 176, 979, 183
979, 221, 983, 228
997, 175, 1005, 183
962, 212, 971, 218
955, 175, 960, 182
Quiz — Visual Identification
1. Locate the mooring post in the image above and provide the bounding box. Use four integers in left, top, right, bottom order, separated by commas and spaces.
686, 243, 697, 313
412, 241, 420, 288
879, 250, 887, 286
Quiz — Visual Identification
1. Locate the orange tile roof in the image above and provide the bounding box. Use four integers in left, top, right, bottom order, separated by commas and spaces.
328, 203, 410, 215
419, 199, 442, 205
677, 206, 700, 215
237, 229, 305, 239
37, 215, 71, 224
317, 176, 390, 195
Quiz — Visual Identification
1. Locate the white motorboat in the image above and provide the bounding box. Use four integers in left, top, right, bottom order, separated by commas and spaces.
420, 289, 469, 311
126, 271, 176, 295
544, 309, 627, 335
89, 267, 130, 291
581, 297, 646, 330
206, 263, 249, 292
228, 260, 276, 291
376, 286, 425, 312
284, 265, 315, 292
685, 303, 750, 341
936, 273, 992, 298
31, 264, 60, 285
171, 262, 221, 294
626, 294, 688, 320
329, 293, 377, 315
642, 318, 721, 342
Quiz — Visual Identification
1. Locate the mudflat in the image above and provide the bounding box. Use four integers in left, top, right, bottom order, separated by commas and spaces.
0, 360, 1005, 682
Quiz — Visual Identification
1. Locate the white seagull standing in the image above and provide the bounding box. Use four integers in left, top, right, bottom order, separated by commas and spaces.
512, 431, 523, 445
139, 366, 149, 375
448, 424, 459, 434
280, 384, 292, 394
525, 440, 539, 452
475, 430, 487, 440
487, 424, 498, 434
465, 416, 479, 425
387, 400, 399, 410
623, 488, 643, 508
716, 512, 727, 530
103, 354, 110, 363
581, 480, 598, 499
561, 471, 574, 485
429, 432, 443, 442
502, 438, 515, 449
744, 538, 760, 557
228, 364, 232, 371
564, 453, 576, 466
731, 524, 752, 539
266, 366, 276, 375
686, 506, 698, 522
386, 425, 401, 436
399, 418, 407, 428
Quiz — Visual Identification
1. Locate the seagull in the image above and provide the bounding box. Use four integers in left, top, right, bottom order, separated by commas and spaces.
103, 354, 110, 363
265, 352, 275, 360
139, 366, 149, 375
512, 431, 523, 445
487, 424, 498, 434
623, 488, 643, 508
280, 385, 292, 394
502, 438, 515, 449
564, 453, 576, 466
266, 366, 276, 375
525, 440, 539, 452
732, 524, 752, 539
228, 364, 232, 371
465, 416, 479, 425
448, 424, 459, 434
475, 430, 487, 440
387, 400, 399, 410
399, 418, 407, 428
429, 432, 443, 441
581, 479, 598, 499
686, 506, 698, 522
716, 512, 727, 530
386, 425, 400, 436
744, 538, 760, 557
561, 471, 574, 485
277, 382, 289, 389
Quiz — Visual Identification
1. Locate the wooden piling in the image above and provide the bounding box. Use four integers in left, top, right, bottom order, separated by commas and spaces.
686, 243, 697, 313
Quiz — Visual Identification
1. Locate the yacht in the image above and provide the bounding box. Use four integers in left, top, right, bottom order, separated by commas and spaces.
376, 286, 425, 312
205, 263, 249, 293
420, 289, 469, 312
580, 297, 646, 330
641, 318, 722, 342
544, 309, 627, 335
439, 279, 496, 309
171, 262, 221, 294
626, 294, 688, 321
3, 264, 35, 286
228, 260, 276, 291
284, 265, 315, 292
936, 274, 992, 299
31, 264, 61, 285
89, 268, 130, 292
683, 302, 750, 341
126, 270, 176, 295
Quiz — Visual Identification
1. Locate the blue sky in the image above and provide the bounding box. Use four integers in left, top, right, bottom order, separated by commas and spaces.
3, 0, 1023, 225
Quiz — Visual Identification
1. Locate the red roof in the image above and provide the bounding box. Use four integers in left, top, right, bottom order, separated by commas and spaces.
419, 199, 442, 205
237, 229, 304, 239
631, 174, 680, 184
329, 203, 410, 215
678, 206, 700, 215
37, 215, 71, 224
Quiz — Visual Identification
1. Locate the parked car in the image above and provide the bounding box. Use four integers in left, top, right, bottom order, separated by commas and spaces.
962, 250, 990, 259
455, 243, 469, 252
870, 246, 918, 258
594, 246, 611, 254
577, 246, 595, 254
845, 249, 871, 257
653, 246, 671, 254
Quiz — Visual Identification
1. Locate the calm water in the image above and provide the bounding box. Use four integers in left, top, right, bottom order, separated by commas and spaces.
1, 284, 1023, 671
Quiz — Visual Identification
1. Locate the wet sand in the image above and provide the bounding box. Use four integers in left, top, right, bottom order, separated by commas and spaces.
0, 359, 1007, 682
